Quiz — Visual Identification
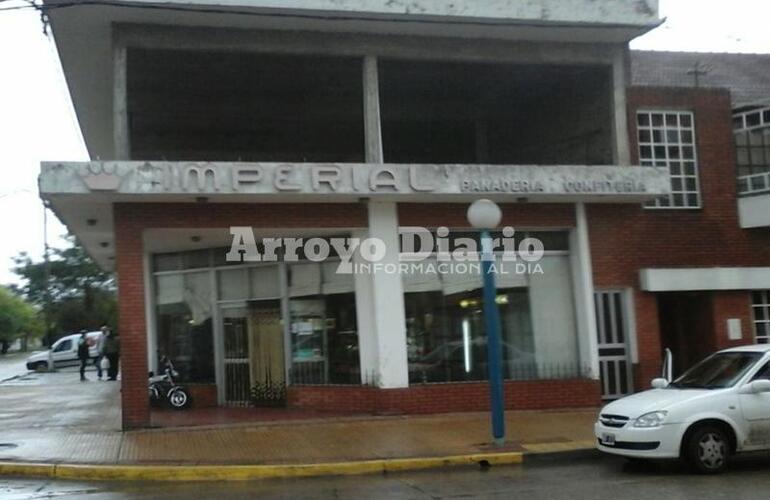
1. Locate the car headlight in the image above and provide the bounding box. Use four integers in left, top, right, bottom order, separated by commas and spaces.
633, 411, 668, 428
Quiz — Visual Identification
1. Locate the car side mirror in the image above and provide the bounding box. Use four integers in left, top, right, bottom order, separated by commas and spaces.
651, 378, 669, 389
740, 379, 770, 395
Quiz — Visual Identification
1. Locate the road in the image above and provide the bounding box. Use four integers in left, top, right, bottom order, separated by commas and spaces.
0, 352, 30, 382
3, 453, 770, 499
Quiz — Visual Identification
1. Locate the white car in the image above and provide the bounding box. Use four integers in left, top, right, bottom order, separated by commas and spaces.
25, 331, 103, 371
595, 345, 770, 473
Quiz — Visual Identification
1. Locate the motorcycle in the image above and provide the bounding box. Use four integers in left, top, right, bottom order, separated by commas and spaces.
149, 356, 191, 410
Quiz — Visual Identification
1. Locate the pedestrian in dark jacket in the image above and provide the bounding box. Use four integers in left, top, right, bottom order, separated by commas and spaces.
77, 330, 90, 381
102, 327, 120, 381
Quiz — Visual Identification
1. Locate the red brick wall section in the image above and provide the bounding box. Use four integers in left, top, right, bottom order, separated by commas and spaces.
187, 384, 218, 408
114, 202, 368, 229
114, 207, 150, 430
398, 203, 575, 229
711, 291, 754, 350
288, 379, 601, 414
631, 291, 663, 391
591, 86, 770, 390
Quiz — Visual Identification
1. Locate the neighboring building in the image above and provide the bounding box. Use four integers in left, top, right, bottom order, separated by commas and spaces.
38, 0, 770, 430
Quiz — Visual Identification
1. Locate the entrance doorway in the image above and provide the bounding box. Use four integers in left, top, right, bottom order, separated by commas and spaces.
594, 289, 634, 400
657, 292, 714, 377
221, 301, 285, 406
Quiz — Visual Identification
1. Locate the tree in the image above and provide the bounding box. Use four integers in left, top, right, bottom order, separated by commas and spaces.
11, 234, 117, 345
0, 287, 43, 353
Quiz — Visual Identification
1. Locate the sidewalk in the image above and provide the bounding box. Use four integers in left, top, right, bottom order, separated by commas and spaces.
0, 409, 597, 463
0, 374, 598, 479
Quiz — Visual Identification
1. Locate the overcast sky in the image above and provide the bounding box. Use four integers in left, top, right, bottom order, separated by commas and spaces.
1, 0, 769, 285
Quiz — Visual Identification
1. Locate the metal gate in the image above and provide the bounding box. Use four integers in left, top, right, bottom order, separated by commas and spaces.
594, 290, 634, 400
220, 302, 286, 407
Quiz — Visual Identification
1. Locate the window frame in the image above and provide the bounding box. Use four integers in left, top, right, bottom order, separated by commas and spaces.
750, 360, 770, 381
637, 109, 702, 210
752, 290, 770, 345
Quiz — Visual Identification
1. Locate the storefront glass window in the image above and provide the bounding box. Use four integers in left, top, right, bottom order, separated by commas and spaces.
288, 293, 359, 385
155, 271, 215, 383
403, 255, 580, 383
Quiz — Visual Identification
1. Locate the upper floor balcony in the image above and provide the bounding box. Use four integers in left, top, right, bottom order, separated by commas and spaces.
125, 50, 619, 166
735, 106, 770, 228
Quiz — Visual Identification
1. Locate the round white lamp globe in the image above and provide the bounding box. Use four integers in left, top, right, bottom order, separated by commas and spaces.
467, 199, 502, 229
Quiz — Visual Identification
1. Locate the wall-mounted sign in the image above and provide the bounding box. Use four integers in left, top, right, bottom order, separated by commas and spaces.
40, 161, 670, 201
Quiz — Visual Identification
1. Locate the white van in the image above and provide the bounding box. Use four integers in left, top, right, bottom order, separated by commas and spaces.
25, 331, 103, 371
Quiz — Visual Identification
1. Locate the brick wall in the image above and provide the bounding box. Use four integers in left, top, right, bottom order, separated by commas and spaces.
590, 86, 770, 388
711, 291, 754, 350
288, 379, 601, 414
398, 203, 575, 228
187, 384, 218, 408
112, 86, 770, 424
114, 208, 150, 430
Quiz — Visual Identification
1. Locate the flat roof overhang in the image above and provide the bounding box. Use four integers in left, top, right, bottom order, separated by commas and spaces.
43, 0, 661, 160
641, 267, 770, 292
40, 161, 671, 271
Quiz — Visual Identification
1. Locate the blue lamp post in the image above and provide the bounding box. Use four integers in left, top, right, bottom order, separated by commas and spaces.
467, 199, 505, 447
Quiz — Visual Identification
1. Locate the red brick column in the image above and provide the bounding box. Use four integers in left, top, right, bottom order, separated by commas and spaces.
114, 207, 150, 429
633, 291, 662, 391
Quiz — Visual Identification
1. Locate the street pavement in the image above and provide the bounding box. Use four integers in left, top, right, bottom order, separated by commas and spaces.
0, 352, 31, 383
3, 452, 770, 499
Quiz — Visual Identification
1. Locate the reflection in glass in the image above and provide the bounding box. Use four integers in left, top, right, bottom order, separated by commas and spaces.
155, 271, 215, 383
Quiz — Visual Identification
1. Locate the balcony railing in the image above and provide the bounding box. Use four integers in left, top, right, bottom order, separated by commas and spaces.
738, 172, 770, 196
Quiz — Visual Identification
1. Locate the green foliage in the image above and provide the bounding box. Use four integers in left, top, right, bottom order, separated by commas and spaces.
11, 234, 116, 343
0, 287, 43, 342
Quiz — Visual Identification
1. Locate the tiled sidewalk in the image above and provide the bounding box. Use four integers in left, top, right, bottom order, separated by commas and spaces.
1, 410, 597, 465
0, 373, 597, 466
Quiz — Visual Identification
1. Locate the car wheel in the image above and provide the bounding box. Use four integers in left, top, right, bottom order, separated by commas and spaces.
685, 425, 730, 474
33, 361, 48, 372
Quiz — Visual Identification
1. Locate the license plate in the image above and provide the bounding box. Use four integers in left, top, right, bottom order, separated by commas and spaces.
601, 433, 616, 446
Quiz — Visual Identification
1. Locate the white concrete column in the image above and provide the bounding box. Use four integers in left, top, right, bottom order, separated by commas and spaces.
610, 46, 631, 166
569, 202, 600, 379
352, 229, 378, 385
113, 40, 130, 160
143, 250, 157, 373
355, 55, 409, 388
368, 202, 409, 388
363, 55, 384, 164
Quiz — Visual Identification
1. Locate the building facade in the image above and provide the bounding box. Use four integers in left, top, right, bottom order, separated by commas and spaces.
38, 0, 770, 430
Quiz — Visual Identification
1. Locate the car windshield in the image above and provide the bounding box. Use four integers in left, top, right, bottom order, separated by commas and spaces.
670, 352, 763, 389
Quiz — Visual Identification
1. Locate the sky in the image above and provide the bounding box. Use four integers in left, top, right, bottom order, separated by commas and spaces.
1, 0, 769, 285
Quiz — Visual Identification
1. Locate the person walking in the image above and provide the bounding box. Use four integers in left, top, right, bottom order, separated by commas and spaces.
94, 326, 108, 380
102, 327, 120, 381
77, 330, 90, 382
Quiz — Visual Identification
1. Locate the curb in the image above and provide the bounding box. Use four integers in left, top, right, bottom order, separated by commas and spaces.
0, 452, 523, 482
523, 447, 600, 463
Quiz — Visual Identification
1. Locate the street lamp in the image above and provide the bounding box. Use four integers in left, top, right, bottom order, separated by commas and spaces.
467, 199, 505, 447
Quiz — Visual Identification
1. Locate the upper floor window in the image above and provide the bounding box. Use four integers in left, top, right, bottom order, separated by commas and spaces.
734, 107, 770, 195
752, 290, 770, 344
637, 111, 700, 209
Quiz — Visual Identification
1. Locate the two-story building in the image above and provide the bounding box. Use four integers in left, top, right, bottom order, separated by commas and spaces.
38, 0, 770, 430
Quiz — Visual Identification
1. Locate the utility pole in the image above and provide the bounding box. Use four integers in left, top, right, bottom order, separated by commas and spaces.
43, 202, 53, 347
